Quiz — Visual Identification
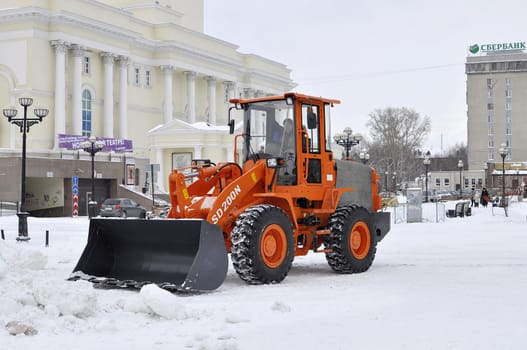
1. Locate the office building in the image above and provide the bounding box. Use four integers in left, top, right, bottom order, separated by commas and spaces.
466, 42, 527, 192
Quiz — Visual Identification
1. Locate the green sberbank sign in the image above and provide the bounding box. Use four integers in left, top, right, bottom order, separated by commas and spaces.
469, 42, 526, 54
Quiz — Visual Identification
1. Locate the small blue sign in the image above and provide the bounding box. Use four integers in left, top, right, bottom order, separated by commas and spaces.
72, 176, 79, 186
72, 186, 78, 195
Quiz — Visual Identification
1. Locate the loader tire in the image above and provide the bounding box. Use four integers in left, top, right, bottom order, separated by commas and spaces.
231, 204, 294, 284
325, 205, 377, 273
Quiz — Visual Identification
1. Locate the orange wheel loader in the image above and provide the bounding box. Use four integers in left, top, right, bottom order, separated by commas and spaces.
70, 93, 390, 291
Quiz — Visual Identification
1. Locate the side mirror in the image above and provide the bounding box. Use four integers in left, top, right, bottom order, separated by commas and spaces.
228, 106, 236, 134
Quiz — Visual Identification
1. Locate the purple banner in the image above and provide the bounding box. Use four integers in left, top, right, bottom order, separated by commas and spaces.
58, 134, 133, 152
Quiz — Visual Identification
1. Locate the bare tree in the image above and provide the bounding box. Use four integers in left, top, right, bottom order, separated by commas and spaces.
365, 107, 431, 188
442, 142, 467, 160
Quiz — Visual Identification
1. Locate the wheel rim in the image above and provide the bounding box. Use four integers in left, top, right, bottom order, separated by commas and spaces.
260, 224, 287, 268
349, 221, 371, 259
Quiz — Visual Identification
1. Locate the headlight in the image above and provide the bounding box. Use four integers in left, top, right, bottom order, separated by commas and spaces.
266, 158, 285, 168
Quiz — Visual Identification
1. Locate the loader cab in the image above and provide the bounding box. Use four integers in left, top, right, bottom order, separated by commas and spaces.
233, 93, 338, 189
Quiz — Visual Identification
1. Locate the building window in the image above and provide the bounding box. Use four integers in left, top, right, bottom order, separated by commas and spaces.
505, 78, 511, 86
82, 89, 92, 136
134, 67, 140, 86
435, 178, 440, 187
83, 57, 91, 75
487, 103, 494, 110
444, 178, 450, 187
505, 102, 511, 111
488, 149, 494, 161
145, 69, 152, 88
487, 78, 493, 88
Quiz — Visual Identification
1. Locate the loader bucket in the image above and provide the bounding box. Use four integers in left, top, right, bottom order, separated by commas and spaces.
70, 218, 228, 292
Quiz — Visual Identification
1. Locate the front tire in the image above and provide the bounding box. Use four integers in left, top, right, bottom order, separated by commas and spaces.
325, 206, 377, 273
231, 205, 295, 284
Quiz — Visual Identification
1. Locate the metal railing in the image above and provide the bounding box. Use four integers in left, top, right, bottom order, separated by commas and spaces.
388, 201, 446, 224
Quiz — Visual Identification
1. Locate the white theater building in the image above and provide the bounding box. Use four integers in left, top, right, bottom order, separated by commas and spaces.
0, 0, 295, 216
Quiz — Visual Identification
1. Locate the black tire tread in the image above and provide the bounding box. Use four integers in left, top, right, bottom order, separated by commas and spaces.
325, 205, 377, 273
231, 204, 294, 284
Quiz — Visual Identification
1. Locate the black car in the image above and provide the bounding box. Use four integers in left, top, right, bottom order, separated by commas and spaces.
99, 198, 146, 218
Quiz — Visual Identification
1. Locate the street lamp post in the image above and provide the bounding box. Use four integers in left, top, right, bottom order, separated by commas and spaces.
384, 171, 388, 193
333, 127, 362, 160
359, 150, 370, 165
424, 155, 431, 202
483, 163, 488, 188
81, 136, 105, 218
499, 143, 507, 209
457, 159, 463, 199
3, 97, 48, 241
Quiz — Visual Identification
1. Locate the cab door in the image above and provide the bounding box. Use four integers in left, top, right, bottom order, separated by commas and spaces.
300, 103, 322, 184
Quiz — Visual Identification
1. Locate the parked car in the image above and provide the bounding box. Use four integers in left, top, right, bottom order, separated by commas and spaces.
99, 198, 146, 218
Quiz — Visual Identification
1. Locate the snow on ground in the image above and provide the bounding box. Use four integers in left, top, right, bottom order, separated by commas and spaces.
1, 200, 527, 349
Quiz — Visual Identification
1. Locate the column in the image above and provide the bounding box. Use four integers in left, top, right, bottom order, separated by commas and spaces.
227, 146, 234, 162
156, 147, 165, 192
101, 52, 115, 138
51, 40, 67, 148
118, 56, 129, 139
71, 45, 84, 136
205, 76, 216, 125
194, 145, 202, 160
223, 81, 236, 102
160, 65, 174, 124
185, 71, 196, 123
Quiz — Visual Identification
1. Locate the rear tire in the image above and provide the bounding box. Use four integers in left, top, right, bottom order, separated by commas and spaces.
325, 205, 377, 273
231, 205, 294, 284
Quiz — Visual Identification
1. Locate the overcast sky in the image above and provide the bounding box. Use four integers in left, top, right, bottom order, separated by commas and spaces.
204, 0, 527, 154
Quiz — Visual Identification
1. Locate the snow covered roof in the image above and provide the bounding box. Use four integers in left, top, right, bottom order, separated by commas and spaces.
148, 119, 242, 136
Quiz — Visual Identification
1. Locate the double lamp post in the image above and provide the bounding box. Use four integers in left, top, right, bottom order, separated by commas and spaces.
81, 136, 105, 218
498, 143, 508, 209
423, 155, 431, 202
333, 127, 362, 160
457, 159, 464, 199
3, 97, 48, 241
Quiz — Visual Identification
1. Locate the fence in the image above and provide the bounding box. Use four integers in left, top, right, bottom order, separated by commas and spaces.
388, 202, 446, 224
